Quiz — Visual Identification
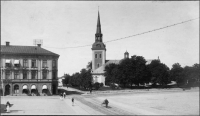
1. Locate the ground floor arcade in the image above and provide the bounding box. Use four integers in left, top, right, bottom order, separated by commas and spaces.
1, 82, 58, 96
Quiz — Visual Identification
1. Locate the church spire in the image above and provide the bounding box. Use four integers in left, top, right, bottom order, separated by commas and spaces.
95, 9, 103, 42
96, 11, 101, 34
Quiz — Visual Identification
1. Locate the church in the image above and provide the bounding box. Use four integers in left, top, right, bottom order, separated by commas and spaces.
91, 11, 158, 85
91, 11, 129, 85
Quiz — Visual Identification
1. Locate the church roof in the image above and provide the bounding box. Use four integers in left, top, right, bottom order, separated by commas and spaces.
146, 59, 154, 65
92, 60, 121, 74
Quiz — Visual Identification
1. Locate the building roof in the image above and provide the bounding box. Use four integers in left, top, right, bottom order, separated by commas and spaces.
146, 59, 155, 65
1, 45, 59, 57
58, 76, 65, 79
92, 60, 120, 74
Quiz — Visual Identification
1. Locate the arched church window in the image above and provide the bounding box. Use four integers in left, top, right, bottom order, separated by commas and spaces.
99, 54, 101, 58
95, 54, 97, 58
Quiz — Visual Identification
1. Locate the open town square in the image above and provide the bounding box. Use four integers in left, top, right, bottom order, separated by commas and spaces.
1, 87, 199, 115
1, 1, 199, 115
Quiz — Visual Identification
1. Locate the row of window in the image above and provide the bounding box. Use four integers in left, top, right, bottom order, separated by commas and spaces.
4, 71, 56, 80
4, 59, 56, 68
95, 54, 102, 59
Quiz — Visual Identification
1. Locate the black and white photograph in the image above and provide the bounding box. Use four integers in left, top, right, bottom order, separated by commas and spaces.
0, 1, 199, 115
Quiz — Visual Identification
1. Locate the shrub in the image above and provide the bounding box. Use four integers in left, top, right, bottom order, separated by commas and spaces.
100, 83, 104, 87
110, 83, 119, 89
93, 82, 100, 90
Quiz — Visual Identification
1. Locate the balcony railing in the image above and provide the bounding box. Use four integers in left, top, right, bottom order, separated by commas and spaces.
10, 79, 53, 82
1, 79, 57, 83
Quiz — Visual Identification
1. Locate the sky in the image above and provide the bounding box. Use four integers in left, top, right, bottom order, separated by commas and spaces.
1, 1, 199, 77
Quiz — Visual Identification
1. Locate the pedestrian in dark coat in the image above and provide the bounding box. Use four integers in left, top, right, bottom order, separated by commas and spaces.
6, 101, 11, 113
63, 92, 66, 99
104, 99, 109, 108
72, 97, 74, 106
60, 93, 63, 100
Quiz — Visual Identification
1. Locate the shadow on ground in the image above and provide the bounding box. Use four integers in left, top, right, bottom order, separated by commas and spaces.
1, 104, 21, 114
1, 104, 6, 113
58, 89, 83, 95
104, 106, 112, 109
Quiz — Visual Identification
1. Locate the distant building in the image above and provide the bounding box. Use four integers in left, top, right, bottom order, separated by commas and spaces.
0, 42, 59, 96
91, 11, 159, 85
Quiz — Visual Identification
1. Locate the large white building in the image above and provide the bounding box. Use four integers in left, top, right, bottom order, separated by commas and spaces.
0, 42, 59, 96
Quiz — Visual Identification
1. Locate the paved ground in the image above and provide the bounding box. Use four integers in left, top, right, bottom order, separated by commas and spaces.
1, 96, 103, 115
1, 87, 199, 115
94, 90, 199, 115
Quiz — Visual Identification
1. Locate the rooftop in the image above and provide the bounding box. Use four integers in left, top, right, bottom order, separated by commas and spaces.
1, 44, 59, 57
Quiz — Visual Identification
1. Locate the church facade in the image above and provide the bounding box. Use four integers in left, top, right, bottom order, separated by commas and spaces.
91, 11, 125, 85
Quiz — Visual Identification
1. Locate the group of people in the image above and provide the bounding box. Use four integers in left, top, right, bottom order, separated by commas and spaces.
59, 92, 75, 106
60, 92, 66, 100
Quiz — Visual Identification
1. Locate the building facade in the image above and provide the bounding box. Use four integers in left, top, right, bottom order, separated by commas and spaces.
91, 11, 106, 85
0, 42, 59, 96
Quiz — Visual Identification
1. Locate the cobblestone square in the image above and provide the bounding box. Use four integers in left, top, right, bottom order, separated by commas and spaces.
1, 88, 198, 115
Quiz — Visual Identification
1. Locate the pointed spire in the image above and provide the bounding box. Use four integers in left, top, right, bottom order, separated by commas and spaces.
96, 10, 101, 34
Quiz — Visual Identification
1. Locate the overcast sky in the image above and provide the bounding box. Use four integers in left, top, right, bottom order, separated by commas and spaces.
1, 1, 199, 76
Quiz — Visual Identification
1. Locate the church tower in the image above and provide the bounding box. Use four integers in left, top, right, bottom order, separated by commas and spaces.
124, 51, 129, 59
92, 11, 106, 71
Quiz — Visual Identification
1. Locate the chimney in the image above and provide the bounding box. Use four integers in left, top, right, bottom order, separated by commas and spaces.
6, 41, 10, 46
37, 44, 41, 47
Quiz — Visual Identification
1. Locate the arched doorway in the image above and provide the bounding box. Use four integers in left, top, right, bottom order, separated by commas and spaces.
52, 84, 57, 95
31, 85, 37, 96
42, 85, 48, 96
5, 84, 11, 96
22, 85, 29, 95
14, 85, 19, 94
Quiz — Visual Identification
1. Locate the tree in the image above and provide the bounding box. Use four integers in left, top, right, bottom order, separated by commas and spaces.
170, 63, 184, 85
191, 63, 199, 82
129, 55, 147, 87
70, 72, 81, 87
63, 74, 71, 85
80, 68, 92, 89
117, 58, 132, 87
93, 82, 100, 90
104, 63, 119, 85
87, 61, 92, 70
148, 60, 170, 86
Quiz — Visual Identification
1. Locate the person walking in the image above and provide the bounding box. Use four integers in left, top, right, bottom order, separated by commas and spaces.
6, 101, 11, 113
72, 97, 74, 106
60, 92, 63, 100
104, 99, 109, 108
63, 92, 66, 99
